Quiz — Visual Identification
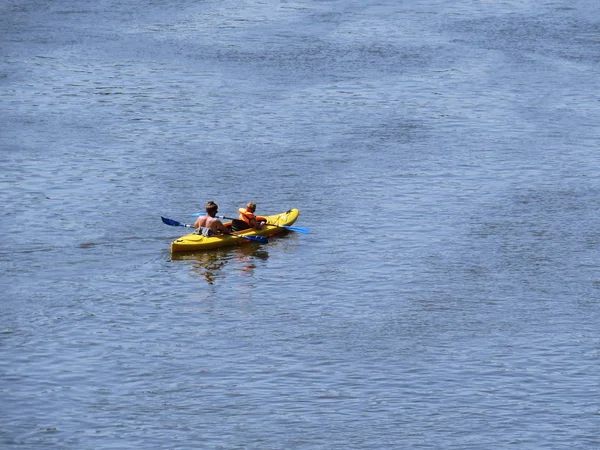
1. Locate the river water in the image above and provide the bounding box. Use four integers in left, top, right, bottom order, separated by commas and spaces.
1, 0, 599, 448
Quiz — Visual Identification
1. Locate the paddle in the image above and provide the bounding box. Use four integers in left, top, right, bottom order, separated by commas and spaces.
192, 213, 310, 234
161, 217, 269, 244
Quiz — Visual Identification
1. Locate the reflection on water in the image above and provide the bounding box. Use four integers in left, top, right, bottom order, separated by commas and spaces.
171, 244, 269, 285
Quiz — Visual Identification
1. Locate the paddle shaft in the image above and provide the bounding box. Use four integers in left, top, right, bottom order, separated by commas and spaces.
160, 217, 268, 244
194, 214, 309, 234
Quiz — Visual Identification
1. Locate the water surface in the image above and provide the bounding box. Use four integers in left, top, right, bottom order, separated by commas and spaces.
1, 0, 599, 448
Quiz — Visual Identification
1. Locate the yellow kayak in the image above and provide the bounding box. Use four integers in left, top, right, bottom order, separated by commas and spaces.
170, 208, 300, 253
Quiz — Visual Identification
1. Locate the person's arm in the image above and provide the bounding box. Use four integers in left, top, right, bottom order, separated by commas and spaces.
215, 219, 232, 235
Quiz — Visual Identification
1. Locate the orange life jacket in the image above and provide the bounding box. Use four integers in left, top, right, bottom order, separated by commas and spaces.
238, 208, 266, 226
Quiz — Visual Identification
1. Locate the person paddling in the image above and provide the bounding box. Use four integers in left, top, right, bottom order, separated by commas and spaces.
193, 201, 232, 237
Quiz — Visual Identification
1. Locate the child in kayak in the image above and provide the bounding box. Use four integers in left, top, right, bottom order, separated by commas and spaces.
193, 201, 232, 237
236, 202, 267, 231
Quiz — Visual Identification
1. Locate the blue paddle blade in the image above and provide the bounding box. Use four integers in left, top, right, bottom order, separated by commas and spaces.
162, 216, 186, 227
282, 225, 310, 234
239, 235, 268, 244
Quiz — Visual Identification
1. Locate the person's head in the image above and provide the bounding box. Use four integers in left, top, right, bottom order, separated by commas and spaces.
205, 201, 218, 216
246, 202, 257, 213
